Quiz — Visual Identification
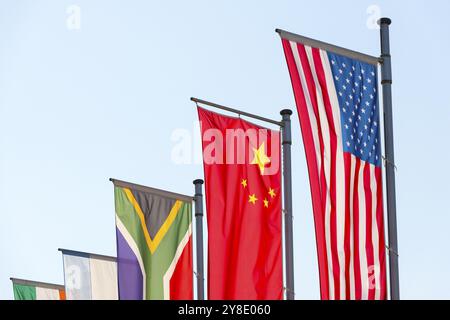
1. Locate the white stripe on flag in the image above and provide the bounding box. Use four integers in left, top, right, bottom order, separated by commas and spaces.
36, 287, 60, 300
89, 257, 118, 300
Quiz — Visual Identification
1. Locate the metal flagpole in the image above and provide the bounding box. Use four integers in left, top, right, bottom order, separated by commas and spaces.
110, 178, 194, 203
193, 179, 205, 300
280, 109, 295, 300
191, 97, 283, 126
275, 28, 382, 66
10, 278, 65, 291
378, 17, 400, 300
58, 248, 117, 262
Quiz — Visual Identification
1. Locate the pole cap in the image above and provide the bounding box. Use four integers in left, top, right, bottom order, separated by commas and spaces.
378, 17, 392, 26
193, 179, 204, 185
280, 109, 293, 116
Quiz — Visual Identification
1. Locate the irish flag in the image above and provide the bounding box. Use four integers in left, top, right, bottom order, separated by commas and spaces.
112, 179, 193, 300
11, 278, 65, 300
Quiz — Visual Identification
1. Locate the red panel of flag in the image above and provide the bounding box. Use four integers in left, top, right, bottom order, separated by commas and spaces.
197, 107, 283, 300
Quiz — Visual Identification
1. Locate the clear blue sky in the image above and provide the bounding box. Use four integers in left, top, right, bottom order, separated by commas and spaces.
1, 0, 449, 300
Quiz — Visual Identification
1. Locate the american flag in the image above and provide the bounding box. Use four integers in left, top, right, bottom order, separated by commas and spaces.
281, 36, 387, 300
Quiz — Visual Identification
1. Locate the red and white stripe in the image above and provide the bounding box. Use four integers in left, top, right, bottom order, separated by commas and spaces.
281, 38, 387, 300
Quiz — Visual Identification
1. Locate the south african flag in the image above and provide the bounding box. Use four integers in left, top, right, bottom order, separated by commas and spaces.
112, 179, 193, 300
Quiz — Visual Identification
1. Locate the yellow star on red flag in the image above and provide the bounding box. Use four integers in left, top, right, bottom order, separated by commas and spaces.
251, 142, 270, 175
268, 188, 276, 198
248, 194, 258, 205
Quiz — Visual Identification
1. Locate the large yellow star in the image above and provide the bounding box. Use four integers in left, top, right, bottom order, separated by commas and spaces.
248, 194, 258, 205
251, 142, 271, 175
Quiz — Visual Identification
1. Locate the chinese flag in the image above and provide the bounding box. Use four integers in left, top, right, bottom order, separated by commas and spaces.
197, 107, 283, 300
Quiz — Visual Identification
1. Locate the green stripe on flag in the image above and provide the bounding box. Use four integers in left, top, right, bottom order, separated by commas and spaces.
13, 284, 36, 300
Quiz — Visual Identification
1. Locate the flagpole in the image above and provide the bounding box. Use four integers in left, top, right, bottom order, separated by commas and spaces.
275, 29, 381, 66
193, 179, 205, 300
281, 109, 295, 300
378, 17, 400, 300
191, 97, 283, 127
58, 248, 116, 262
10, 278, 65, 291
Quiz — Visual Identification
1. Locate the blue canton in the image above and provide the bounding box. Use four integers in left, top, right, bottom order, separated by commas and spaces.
328, 52, 381, 167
